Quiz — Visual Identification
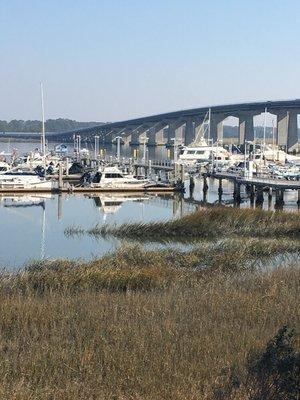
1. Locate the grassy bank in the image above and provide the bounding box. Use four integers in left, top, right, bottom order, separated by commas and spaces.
0, 243, 299, 399
67, 207, 300, 242
2, 238, 300, 294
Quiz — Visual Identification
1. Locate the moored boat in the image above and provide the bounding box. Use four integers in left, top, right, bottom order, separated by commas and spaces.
88, 166, 156, 189
0, 171, 55, 190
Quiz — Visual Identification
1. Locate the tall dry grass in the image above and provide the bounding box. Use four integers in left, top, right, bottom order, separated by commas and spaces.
2, 238, 299, 294
0, 244, 299, 399
65, 207, 300, 242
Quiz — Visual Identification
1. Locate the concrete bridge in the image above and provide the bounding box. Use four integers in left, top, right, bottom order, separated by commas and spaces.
4, 99, 300, 150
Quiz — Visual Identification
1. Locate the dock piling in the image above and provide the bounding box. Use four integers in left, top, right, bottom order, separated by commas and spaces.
58, 163, 63, 190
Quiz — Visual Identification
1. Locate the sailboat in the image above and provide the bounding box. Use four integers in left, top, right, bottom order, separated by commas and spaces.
179, 109, 231, 166
0, 84, 55, 190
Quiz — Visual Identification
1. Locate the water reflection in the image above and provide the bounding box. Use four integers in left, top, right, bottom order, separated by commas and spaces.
89, 194, 148, 217
0, 175, 299, 269
0, 191, 186, 269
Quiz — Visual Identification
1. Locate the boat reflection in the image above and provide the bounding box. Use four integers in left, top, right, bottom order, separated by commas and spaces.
88, 193, 150, 215
0, 194, 52, 208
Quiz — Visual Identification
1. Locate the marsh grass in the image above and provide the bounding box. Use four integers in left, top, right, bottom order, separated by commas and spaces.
1, 207, 300, 399
0, 239, 298, 295
0, 257, 298, 399
70, 207, 300, 242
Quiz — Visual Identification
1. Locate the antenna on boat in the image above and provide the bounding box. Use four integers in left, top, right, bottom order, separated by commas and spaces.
40, 82, 46, 171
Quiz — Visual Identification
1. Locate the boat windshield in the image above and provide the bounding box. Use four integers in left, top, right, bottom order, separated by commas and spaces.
104, 173, 124, 178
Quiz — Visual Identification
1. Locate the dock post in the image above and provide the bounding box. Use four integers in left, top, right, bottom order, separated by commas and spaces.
66, 157, 69, 177
180, 164, 185, 183
57, 194, 63, 220
148, 160, 152, 176
233, 182, 241, 204
58, 163, 63, 191
218, 178, 223, 203
297, 189, 300, 206
275, 189, 284, 210
236, 183, 241, 204
189, 175, 195, 191
249, 185, 255, 206
268, 188, 272, 209
280, 190, 285, 205
256, 186, 264, 206
203, 174, 208, 192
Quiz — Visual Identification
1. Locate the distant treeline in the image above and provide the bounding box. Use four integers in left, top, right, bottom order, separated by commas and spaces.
0, 119, 104, 133
1, 119, 298, 138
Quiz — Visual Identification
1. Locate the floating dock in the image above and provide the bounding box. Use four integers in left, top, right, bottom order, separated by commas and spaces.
0, 185, 182, 194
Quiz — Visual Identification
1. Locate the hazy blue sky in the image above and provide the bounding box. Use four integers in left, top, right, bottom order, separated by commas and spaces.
1, 0, 300, 122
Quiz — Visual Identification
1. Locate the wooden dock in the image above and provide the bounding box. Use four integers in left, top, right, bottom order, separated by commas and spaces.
208, 172, 300, 190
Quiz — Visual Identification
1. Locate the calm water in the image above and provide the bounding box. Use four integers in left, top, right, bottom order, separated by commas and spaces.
0, 140, 299, 269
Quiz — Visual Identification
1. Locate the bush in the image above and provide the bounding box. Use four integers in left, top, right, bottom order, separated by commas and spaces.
215, 326, 300, 400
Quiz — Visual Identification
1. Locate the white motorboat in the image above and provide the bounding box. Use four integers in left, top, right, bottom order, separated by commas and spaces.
179, 136, 231, 166
15, 150, 61, 171
0, 161, 12, 173
89, 166, 155, 189
0, 171, 55, 190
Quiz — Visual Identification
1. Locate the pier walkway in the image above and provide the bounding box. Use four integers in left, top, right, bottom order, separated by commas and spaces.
209, 172, 300, 190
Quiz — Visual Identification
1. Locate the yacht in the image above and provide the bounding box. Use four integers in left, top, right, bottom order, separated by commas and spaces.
179, 109, 231, 166
0, 170, 55, 190
179, 136, 231, 166
89, 166, 156, 189
15, 149, 61, 172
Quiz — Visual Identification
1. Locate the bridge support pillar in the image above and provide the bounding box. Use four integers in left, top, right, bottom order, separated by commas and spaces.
147, 126, 157, 146
184, 118, 195, 145
166, 124, 176, 147
155, 129, 164, 145
130, 131, 140, 146
275, 110, 299, 151
238, 113, 255, 145
276, 111, 289, 148
287, 111, 298, 151
210, 114, 225, 142
129, 125, 147, 146
104, 130, 113, 144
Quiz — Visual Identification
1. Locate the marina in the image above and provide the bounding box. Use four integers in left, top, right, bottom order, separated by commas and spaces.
2, 2, 300, 399
0, 161, 299, 269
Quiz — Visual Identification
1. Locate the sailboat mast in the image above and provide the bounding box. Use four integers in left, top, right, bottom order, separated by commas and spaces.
263, 106, 267, 150
272, 120, 275, 161
208, 108, 211, 142
40, 82, 46, 170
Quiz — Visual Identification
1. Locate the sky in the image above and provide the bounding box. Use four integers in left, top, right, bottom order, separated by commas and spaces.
1, 0, 300, 123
